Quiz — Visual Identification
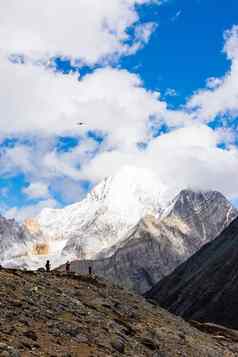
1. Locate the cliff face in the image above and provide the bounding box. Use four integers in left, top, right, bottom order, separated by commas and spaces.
0, 268, 237, 356
64, 190, 237, 294
0, 214, 34, 263
145, 217, 238, 330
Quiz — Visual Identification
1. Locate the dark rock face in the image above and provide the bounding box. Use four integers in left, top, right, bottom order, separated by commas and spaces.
63, 190, 237, 294
145, 217, 238, 330
164, 190, 237, 252
0, 268, 237, 356
0, 215, 32, 264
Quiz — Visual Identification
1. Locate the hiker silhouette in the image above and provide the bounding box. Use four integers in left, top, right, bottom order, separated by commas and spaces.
45, 260, 51, 272
66, 261, 70, 274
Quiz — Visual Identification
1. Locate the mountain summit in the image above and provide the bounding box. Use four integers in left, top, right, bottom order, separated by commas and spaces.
64, 189, 237, 293
1, 166, 237, 274
20, 166, 167, 268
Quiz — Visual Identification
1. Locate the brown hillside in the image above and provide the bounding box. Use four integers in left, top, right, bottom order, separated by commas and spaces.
0, 269, 237, 356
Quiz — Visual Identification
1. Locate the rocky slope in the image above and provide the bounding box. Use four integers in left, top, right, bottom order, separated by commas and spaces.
144, 216, 238, 330
0, 268, 237, 356
61, 190, 237, 294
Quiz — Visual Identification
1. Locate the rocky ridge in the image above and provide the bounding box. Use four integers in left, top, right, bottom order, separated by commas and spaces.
144, 216, 238, 330
0, 268, 237, 356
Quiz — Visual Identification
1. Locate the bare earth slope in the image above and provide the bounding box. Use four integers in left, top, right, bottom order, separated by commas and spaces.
0, 269, 237, 356
145, 217, 238, 330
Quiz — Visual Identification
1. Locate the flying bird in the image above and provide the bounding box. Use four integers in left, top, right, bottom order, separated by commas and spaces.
77, 122, 84, 126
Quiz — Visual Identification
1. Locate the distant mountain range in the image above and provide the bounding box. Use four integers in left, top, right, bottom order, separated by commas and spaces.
0, 166, 237, 293
145, 216, 238, 330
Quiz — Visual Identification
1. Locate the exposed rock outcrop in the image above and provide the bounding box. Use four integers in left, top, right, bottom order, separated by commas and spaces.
0, 214, 33, 264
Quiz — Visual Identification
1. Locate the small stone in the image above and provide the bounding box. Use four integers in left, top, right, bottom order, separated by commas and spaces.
60, 323, 80, 337
75, 334, 89, 343
140, 337, 157, 351
0, 352, 10, 357
23, 330, 38, 341
111, 337, 125, 354
152, 352, 167, 357
0, 344, 20, 357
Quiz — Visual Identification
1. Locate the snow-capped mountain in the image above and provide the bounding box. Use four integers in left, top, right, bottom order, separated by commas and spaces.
66, 190, 238, 293
1, 166, 237, 274
19, 166, 167, 268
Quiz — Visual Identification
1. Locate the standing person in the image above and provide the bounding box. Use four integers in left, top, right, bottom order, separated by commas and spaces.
45, 260, 51, 272
66, 261, 70, 274
88, 266, 92, 276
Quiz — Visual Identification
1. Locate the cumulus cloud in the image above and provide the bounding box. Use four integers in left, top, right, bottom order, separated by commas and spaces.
0, 0, 158, 64
0, 58, 168, 146
81, 125, 238, 200
187, 25, 238, 123
4, 198, 59, 222
23, 182, 49, 200
1, 2, 238, 220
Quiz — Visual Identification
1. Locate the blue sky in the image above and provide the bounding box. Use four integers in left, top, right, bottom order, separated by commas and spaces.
0, 0, 238, 220
130, 0, 237, 98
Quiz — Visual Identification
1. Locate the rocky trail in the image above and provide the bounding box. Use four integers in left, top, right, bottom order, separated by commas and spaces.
0, 269, 237, 356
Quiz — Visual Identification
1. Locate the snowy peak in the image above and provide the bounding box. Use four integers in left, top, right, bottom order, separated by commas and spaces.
1, 166, 237, 273
89, 165, 167, 212
14, 166, 167, 268
71, 188, 238, 294
37, 165, 166, 230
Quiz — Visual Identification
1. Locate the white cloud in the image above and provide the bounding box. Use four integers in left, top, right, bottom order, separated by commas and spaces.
134, 22, 157, 44
81, 125, 238, 200
187, 25, 238, 122
164, 88, 177, 97
0, 0, 158, 65
1, 5, 238, 220
0, 58, 168, 147
23, 182, 49, 200
4, 198, 59, 222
